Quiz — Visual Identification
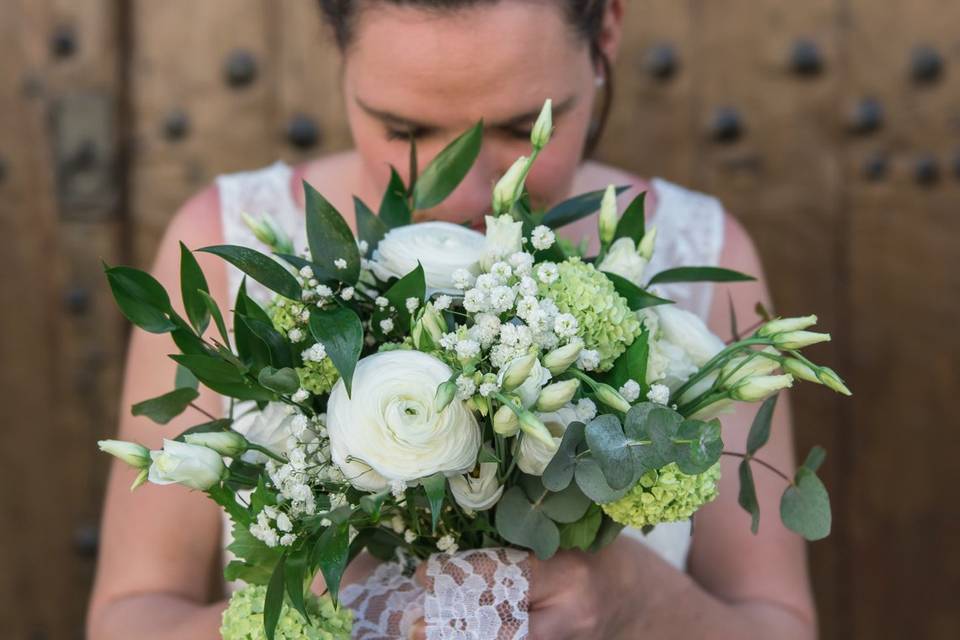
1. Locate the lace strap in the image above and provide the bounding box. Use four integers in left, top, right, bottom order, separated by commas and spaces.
215, 160, 303, 304
647, 178, 726, 322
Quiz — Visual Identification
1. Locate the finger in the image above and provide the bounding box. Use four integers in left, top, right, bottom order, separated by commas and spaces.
408, 617, 426, 640
528, 608, 570, 640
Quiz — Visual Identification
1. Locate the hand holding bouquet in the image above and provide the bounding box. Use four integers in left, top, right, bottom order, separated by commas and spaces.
99, 100, 848, 639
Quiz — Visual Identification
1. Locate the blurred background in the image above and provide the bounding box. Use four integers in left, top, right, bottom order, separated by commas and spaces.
1, 1, 958, 638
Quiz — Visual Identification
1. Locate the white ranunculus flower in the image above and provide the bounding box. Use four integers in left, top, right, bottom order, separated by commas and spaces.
513, 358, 553, 409
370, 222, 486, 292
232, 401, 297, 463
643, 306, 726, 392
327, 350, 481, 492
449, 462, 504, 511
148, 439, 227, 491
597, 237, 649, 286
516, 405, 579, 476
482, 215, 524, 270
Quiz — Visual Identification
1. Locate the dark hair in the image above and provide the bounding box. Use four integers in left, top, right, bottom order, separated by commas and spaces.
318, 0, 613, 156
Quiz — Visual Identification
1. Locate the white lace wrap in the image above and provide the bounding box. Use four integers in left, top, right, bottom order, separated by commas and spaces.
341, 548, 531, 639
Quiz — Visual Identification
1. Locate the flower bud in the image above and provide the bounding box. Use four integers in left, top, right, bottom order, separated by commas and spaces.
598, 184, 618, 245
595, 382, 632, 413
720, 346, 781, 387
148, 439, 227, 491
98, 439, 151, 469
130, 468, 149, 492
499, 353, 539, 391
689, 397, 735, 421
241, 212, 293, 254
492, 156, 528, 215
184, 431, 248, 457
530, 99, 553, 149
758, 315, 818, 337
781, 357, 819, 383
413, 304, 446, 350
637, 226, 658, 261
434, 379, 458, 412
818, 366, 852, 396
773, 331, 831, 350
535, 379, 580, 412
542, 339, 583, 376
518, 410, 554, 447
493, 403, 520, 437
730, 374, 794, 402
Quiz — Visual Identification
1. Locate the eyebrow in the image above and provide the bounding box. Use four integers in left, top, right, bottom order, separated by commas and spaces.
355, 94, 578, 131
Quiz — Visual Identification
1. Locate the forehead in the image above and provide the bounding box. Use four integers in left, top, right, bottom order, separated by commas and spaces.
346, 2, 588, 124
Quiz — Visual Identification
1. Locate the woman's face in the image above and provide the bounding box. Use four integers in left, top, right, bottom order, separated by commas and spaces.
342, 2, 599, 228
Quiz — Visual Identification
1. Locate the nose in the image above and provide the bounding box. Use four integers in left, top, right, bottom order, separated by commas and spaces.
421, 148, 498, 226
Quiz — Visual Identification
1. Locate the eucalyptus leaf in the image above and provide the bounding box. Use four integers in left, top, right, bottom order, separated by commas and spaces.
647, 266, 756, 286
354, 196, 388, 258
379, 167, 412, 228
304, 181, 361, 283
179, 242, 210, 334
412, 121, 483, 210
780, 468, 831, 540
422, 472, 447, 534
541, 482, 592, 524
308, 306, 363, 396
199, 245, 302, 300
584, 415, 633, 490
559, 504, 603, 551
542, 421, 585, 491
803, 446, 826, 472
674, 418, 723, 475
574, 457, 630, 504
603, 271, 675, 311
589, 514, 626, 552
612, 191, 647, 244
541, 186, 629, 229
738, 460, 761, 534
257, 367, 300, 395
747, 395, 778, 455
131, 387, 199, 424
494, 486, 560, 560
174, 364, 199, 390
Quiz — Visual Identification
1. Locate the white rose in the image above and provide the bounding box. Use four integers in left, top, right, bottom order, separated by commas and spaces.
148, 439, 227, 491
516, 405, 579, 476
232, 401, 297, 463
327, 350, 481, 492
482, 215, 524, 270
449, 462, 504, 511
643, 306, 725, 391
597, 237, 649, 286
370, 222, 486, 293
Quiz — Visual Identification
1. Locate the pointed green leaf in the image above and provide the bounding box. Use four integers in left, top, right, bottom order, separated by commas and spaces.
234, 281, 272, 371
179, 242, 210, 334
174, 364, 199, 390
647, 266, 756, 286
354, 196, 388, 257
728, 291, 741, 342
199, 245, 302, 300
802, 446, 826, 472
541, 186, 629, 229
263, 557, 286, 640
170, 354, 273, 401
559, 504, 603, 551
315, 522, 350, 603
380, 166, 412, 228
241, 316, 294, 369
284, 544, 311, 624
374, 262, 425, 334
422, 472, 447, 534
747, 395, 778, 455
603, 271, 675, 311
738, 460, 760, 534
613, 191, 646, 243
105, 265, 177, 333
780, 467, 831, 541
257, 367, 300, 395
303, 181, 361, 283
131, 387, 199, 424
308, 306, 363, 396
197, 290, 229, 345
412, 121, 484, 210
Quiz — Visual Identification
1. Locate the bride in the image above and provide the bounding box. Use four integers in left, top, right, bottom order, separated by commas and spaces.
86, 1, 816, 638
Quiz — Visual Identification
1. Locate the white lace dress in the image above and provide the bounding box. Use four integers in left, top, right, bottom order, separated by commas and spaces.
214, 160, 725, 597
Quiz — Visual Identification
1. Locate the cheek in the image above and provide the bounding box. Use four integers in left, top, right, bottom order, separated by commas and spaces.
346, 106, 405, 191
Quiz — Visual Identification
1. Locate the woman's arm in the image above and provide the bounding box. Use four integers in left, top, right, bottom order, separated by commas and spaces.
86, 187, 234, 640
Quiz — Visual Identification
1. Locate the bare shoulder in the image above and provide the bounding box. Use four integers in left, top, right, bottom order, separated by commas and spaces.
716, 207, 764, 275
573, 159, 652, 199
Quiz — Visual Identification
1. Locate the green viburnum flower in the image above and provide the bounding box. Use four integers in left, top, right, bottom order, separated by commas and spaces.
601, 462, 721, 528
220, 584, 353, 640
268, 299, 306, 339
297, 357, 340, 395
539, 258, 641, 371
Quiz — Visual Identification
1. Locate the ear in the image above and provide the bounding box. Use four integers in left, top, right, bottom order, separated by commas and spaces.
596, 0, 626, 66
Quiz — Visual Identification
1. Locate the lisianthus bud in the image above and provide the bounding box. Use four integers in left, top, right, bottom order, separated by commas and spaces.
598, 184, 618, 245
818, 366, 852, 396
594, 382, 632, 413
720, 346, 781, 387
730, 374, 794, 402
542, 339, 583, 376
781, 357, 819, 383
773, 331, 831, 350
499, 353, 539, 391
413, 304, 446, 350
758, 315, 818, 337
434, 379, 458, 412
530, 99, 553, 149
518, 410, 554, 447
535, 379, 580, 412
493, 403, 520, 436
98, 439, 151, 469
689, 397, 735, 421
240, 212, 293, 254
184, 431, 248, 457
492, 156, 528, 215
638, 226, 658, 261
148, 439, 227, 491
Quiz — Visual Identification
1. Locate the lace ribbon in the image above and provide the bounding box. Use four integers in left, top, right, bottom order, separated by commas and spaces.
341, 548, 531, 639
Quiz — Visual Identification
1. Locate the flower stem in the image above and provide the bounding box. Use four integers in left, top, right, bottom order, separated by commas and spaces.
721, 450, 793, 485
247, 443, 287, 464
189, 402, 217, 421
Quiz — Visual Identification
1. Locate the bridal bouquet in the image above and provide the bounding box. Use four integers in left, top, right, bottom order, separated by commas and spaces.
99, 100, 847, 639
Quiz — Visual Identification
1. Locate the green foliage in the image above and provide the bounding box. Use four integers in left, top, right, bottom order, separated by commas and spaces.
179, 242, 210, 334
738, 460, 760, 534
131, 387, 199, 425
198, 290, 230, 344
373, 263, 426, 334
603, 271, 675, 311
494, 486, 560, 560
174, 363, 199, 390
257, 367, 300, 395
379, 167, 411, 228
226, 522, 284, 586
354, 196, 387, 257
422, 472, 447, 534
199, 245, 302, 300
104, 265, 177, 333
542, 421, 586, 492
314, 522, 350, 603
540, 186, 629, 229
647, 266, 756, 286
304, 181, 361, 283
308, 306, 363, 396
612, 192, 646, 244
605, 326, 650, 394
264, 557, 286, 640
412, 121, 483, 210
559, 504, 603, 551
780, 465, 831, 540
747, 395, 778, 454
170, 354, 273, 401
